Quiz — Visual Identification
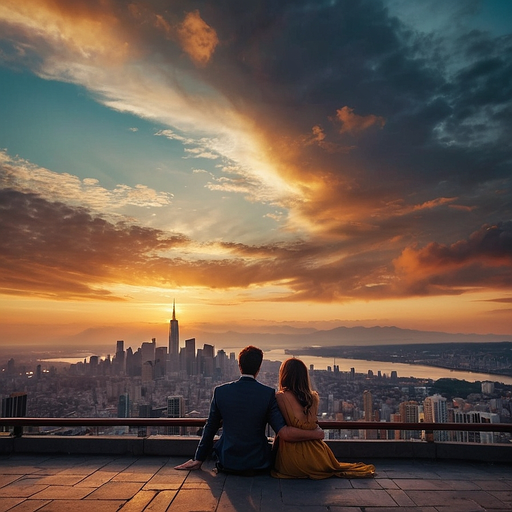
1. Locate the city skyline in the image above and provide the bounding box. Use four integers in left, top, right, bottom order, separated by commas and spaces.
1, 1, 512, 348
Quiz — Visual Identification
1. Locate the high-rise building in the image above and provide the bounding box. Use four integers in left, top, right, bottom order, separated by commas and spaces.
2, 392, 27, 418
168, 300, 180, 372
141, 339, 156, 365
118, 393, 130, 418
167, 395, 184, 435
141, 361, 153, 383
185, 338, 196, 376
453, 410, 500, 443
1, 392, 27, 436
114, 340, 125, 375
363, 390, 373, 421
201, 343, 215, 377
169, 300, 179, 356
154, 346, 167, 379
399, 401, 420, 440
423, 394, 448, 441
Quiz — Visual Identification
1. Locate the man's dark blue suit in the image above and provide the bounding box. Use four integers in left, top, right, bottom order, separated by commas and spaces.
194, 376, 286, 472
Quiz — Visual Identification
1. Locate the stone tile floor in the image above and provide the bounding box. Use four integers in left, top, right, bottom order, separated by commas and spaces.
0, 455, 511, 511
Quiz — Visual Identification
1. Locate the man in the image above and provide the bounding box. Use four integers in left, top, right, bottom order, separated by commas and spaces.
175, 346, 324, 473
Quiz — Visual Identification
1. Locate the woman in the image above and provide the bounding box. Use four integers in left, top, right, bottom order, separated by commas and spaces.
271, 358, 375, 479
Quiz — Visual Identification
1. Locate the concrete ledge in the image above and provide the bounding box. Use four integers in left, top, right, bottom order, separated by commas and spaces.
8, 436, 145, 456
326, 439, 436, 460
435, 441, 512, 463
143, 435, 199, 456
0, 436, 511, 463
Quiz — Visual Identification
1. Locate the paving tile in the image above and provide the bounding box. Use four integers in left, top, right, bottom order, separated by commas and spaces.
0, 475, 21, 488
166, 489, 221, 512
85, 482, 144, 500
325, 508, 362, 512
143, 473, 186, 490
281, 488, 397, 508
37, 499, 124, 511
365, 508, 437, 512
117, 490, 157, 512
406, 490, 507, 509
0, 498, 25, 512
30, 475, 86, 486
396, 479, 480, 491
376, 478, 400, 489
350, 479, 383, 489
6, 499, 52, 512
0, 481, 49, 498
476, 480, 512, 491
218, 475, 280, 512
386, 489, 417, 507
0, 465, 41, 476
432, 507, 485, 512
144, 491, 177, 511
29, 485, 94, 500
74, 471, 118, 488
488, 490, 512, 504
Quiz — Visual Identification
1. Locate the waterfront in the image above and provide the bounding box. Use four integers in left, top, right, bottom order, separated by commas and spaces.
265, 349, 512, 385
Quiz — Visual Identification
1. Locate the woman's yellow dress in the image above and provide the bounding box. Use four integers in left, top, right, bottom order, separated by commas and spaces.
271, 393, 375, 479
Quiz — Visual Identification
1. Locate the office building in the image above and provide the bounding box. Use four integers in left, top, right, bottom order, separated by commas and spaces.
399, 401, 420, 440
185, 338, 196, 376
118, 393, 130, 418
114, 340, 125, 375
167, 395, 184, 435
423, 394, 448, 441
363, 390, 373, 421
141, 339, 156, 365
2, 392, 27, 418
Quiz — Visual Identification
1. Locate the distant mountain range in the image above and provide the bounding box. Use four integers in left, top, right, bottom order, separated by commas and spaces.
192, 325, 512, 351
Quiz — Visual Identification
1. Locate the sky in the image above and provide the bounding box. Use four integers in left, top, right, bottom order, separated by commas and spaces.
0, 0, 511, 350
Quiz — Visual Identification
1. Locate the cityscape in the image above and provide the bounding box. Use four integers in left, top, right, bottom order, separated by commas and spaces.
2, 303, 511, 445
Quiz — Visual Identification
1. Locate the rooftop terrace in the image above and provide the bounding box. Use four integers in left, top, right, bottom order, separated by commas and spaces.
1, 419, 511, 511
1, 453, 512, 512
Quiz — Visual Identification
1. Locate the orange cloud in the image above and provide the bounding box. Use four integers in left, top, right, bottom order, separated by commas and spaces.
176, 10, 218, 67
393, 223, 512, 295
336, 106, 386, 134
412, 197, 457, 211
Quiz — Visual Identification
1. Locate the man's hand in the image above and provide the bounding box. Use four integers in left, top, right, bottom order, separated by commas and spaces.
312, 425, 324, 440
278, 424, 325, 442
174, 459, 203, 470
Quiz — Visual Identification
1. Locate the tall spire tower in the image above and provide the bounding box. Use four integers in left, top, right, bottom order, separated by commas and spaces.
169, 300, 179, 357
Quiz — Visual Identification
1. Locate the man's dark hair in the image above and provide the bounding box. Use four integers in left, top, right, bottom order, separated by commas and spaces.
238, 346, 263, 376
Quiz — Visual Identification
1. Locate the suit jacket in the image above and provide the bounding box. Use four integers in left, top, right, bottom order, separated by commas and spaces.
194, 376, 286, 471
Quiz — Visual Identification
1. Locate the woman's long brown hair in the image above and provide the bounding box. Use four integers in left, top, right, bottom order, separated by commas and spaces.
278, 358, 315, 415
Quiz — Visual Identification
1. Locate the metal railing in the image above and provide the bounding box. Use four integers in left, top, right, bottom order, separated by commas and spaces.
1, 417, 511, 437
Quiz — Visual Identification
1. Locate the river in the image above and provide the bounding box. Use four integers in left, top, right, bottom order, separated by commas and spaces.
264, 349, 512, 385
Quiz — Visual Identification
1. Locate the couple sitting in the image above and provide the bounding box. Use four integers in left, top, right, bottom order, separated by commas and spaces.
175, 346, 375, 479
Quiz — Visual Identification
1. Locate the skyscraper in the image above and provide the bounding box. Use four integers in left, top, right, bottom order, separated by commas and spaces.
363, 390, 373, 421
185, 338, 196, 376
168, 300, 179, 372
167, 395, 184, 435
114, 340, 125, 375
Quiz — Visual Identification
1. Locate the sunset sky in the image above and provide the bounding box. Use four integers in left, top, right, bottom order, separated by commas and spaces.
1, 0, 511, 350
